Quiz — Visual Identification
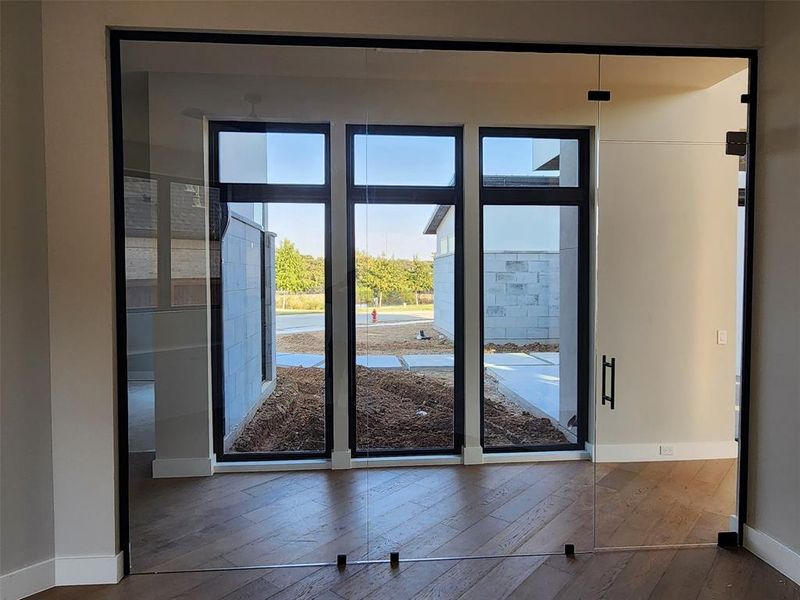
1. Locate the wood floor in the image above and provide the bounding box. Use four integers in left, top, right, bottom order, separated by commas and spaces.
32, 547, 799, 599
125, 455, 735, 573
30, 457, 797, 599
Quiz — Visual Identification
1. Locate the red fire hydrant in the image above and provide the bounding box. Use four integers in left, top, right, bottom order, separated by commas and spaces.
371, 308, 378, 323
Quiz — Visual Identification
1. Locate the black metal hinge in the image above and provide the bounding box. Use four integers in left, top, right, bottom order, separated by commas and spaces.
726, 131, 747, 157
588, 90, 611, 102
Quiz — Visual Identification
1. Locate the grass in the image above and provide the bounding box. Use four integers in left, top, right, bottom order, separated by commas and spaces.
355, 303, 433, 313
277, 304, 433, 316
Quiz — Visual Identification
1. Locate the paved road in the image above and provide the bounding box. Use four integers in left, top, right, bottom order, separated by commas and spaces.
276, 310, 433, 334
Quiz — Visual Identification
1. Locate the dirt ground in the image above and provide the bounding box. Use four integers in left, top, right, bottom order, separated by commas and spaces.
231, 365, 567, 453
484, 341, 560, 353
277, 321, 453, 355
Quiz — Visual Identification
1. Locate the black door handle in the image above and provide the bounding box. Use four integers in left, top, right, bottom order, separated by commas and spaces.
602, 355, 616, 410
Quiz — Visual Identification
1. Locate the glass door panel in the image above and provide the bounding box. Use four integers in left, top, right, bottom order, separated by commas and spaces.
594, 54, 748, 548
120, 39, 368, 572
358, 49, 599, 569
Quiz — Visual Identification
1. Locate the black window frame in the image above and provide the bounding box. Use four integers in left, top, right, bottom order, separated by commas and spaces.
208, 120, 334, 462
479, 127, 591, 453
346, 124, 465, 457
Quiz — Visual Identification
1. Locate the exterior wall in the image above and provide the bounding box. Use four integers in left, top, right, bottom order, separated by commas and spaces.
222, 215, 267, 442
483, 252, 559, 343
433, 255, 455, 338
432, 207, 455, 338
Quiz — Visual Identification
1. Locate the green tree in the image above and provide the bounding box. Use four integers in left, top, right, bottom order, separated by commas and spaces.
406, 257, 434, 304
358, 253, 403, 307
275, 239, 310, 308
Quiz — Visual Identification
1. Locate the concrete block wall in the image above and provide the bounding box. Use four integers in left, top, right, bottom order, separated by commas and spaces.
483, 251, 559, 344
222, 216, 265, 440
433, 254, 455, 338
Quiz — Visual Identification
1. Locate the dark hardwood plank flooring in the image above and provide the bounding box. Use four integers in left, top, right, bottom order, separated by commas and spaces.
29, 458, 795, 599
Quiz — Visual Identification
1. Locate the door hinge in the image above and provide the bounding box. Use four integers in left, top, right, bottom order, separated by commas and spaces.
726, 131, 747, 156
588, 90, 611, 102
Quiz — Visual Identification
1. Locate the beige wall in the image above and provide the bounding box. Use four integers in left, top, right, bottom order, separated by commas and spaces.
0, 0, 55, 581
25, 0, 791, 582
748, 0, 800, 560
594, 67, 747, 460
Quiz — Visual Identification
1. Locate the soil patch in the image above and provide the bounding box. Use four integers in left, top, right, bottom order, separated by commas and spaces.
231, 367, 326, 453
231, 366, 567, 453
277, 321, 453, 355
484, 341, 560, 354
483, 373, 568, 447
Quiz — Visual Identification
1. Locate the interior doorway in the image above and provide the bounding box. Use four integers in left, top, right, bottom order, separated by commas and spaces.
116, 34, 754, 574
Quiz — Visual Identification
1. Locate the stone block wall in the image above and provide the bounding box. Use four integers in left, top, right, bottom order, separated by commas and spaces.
483, 251, 559, 343
222, 216, 267, 440
432, 253, 455, 339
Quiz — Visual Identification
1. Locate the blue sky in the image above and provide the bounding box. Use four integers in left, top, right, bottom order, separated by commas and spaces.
222, 132, 566, 258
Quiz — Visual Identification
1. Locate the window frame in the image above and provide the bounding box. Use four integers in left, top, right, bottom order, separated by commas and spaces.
208, 120, 334, 462
479, 126, 591, 453
210, 121, 331, 203
346, 124, 465, 457
480, 127, 588, 204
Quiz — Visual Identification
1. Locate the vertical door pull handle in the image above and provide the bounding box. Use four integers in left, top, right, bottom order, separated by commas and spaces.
602, 355, 616, 410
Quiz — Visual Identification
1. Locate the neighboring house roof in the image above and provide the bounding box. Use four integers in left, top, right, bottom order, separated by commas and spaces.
423, 205, 451, 235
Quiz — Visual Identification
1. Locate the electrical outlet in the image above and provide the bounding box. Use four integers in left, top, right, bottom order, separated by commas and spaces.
717, 329, 728, 345
659, 445, 675, 457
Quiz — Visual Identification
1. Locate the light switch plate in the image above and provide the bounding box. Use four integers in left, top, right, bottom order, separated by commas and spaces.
717, 330, 728, 345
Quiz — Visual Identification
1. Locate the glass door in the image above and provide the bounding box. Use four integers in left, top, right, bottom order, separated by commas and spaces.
355, 50, 599, 578
593, 54, 749, 549
119, 39, 370, 572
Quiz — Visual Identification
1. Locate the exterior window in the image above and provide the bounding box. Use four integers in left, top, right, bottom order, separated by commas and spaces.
348, 125, 463, 456
482, 135, 579, 188
209, 121, 332, 462
480, 127, 589, 453
353, 133, 456, 187
218, 131, 326, 185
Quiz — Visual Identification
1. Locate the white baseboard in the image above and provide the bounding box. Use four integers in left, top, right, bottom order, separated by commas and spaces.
152, 456, 214, 478
352, 455, 462, 469
744, 525, 800, 586
55, 552, 124, 586
483, 450, 590, 464
215, 459, 330, 473
0, 558, 54, 600
331, 449, 351, 470
593, 441, 737, 463
0, 553, 124, 600
463, 445, 484, 465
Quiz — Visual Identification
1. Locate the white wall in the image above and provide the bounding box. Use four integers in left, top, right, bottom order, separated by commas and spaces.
27, 0, 774, 589
0, 2, 56, 596
745, 0, 800, 577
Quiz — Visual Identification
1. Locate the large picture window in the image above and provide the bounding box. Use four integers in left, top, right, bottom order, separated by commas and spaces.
347, 125, 464, 456
479, 128, 590, 452
209, 121, 332, 461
